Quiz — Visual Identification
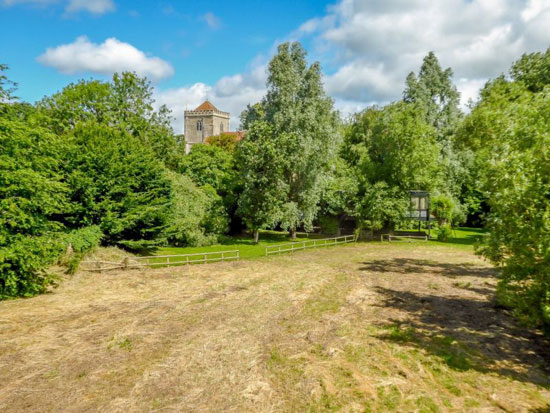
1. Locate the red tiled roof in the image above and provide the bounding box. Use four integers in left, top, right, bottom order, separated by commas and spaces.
194, 100, 218, 111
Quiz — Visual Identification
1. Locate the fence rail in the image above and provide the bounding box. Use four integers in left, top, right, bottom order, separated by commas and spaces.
380, 234, 428, 242
81, 250, 240, 272
265, 234, 357, 256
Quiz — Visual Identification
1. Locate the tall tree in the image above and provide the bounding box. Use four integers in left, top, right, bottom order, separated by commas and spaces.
343, 102, 441, 230
457, 55, 550, 331
247, 42, 340, 238
235, 122, 286, 243
404, 51, 461, 138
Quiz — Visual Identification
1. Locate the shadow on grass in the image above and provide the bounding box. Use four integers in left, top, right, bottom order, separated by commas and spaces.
359, 258, 495, 279
356, 257, 550, 386
373, 286, 550, 386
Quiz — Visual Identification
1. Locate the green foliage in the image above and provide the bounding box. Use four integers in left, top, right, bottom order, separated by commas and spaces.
38, 72, 183, 168
431, 195, 454, 226
164, 171, 228, 247
344, 102, 441, 192
62, 122, 172, 245
358, 182, 410, 231
180, 144, 235, 191
344, 102, 441, 229
0, 64, 17, 102
437, 225, 453, 242
318, 216, 339, 235
404, 51, 461, 139
235, 122, 286, 242
510, 48, 550, 92
319, 156, 358, 219
245, 42, 340, 237
0, 234, 64, 298
62, 225, 103, 253
205, 133, 239, 152
461, 55, 550, 331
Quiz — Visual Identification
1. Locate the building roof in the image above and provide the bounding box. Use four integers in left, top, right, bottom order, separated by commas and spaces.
194, 100, 219, 111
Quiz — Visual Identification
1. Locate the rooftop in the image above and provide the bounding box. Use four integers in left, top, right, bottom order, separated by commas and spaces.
194, 100, 218, 111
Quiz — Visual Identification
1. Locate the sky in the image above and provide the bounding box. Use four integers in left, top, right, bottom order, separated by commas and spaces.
1, 0, 549, 133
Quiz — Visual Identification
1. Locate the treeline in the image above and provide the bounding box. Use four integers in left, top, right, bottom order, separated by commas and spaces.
1, 45, 550, 334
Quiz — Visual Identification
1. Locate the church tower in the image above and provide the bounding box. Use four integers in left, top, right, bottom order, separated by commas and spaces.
184, 101, 230, 153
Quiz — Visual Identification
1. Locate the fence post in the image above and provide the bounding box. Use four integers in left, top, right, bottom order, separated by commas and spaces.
187, 256, 189, 266
303, 241, 306, 250
221, 251, 224, 262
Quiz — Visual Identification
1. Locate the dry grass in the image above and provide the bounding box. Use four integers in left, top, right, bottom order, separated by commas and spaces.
1, 243, 549, 412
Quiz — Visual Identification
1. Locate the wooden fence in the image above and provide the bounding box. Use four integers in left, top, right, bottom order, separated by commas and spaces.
265, 234, 357, 256
81, 250, 240, 272
380, 234, 428, 242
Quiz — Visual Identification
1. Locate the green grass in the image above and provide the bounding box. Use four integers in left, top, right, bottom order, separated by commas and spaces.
150, 227, 486, 261
429, 227, 486, 247
154, 230, 327, 260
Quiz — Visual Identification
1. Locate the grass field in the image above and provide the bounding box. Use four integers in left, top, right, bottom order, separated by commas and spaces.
1, 240, 549, 412
155, 227, 487, 260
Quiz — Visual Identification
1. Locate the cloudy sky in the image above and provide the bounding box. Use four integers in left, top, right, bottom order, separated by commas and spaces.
1, 0, 549, 132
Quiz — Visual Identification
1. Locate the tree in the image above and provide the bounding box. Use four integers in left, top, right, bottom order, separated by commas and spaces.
38, 72, 183, 168
164, 171, 228, 247
205, 133, 240, 152
510, 48, 550, 92
343, 102, 441, 230
61, 122, 172, 245
0, 64, 17, 103
235, 122, 286, 243
458, 55, 550, 331
180, 144, 235, 192
0, 103, 69, 297
318, 156, 358, 235
404, 52, 461, 138
246, 42, 340, 238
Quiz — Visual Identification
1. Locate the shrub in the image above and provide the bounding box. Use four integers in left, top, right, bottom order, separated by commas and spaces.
319, 216, 339, 235
431, 195, 454, 226
0, 234, 65, 298
437, 225, 453, 242
164, 171, 228, 247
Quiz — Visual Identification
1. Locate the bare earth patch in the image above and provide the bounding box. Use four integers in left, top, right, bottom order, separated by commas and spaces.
1, 243, 549, 412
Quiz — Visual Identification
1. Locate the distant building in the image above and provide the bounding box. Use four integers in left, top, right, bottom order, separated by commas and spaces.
184, 101, 230, 153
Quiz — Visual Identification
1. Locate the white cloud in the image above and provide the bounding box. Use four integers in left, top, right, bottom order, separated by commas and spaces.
65, 0, 114, 15
301, 0, 550, 111
154, 65, 267, 133
203, 12, 221, 29
156, 0, 550, 129
37, 36, 174, 81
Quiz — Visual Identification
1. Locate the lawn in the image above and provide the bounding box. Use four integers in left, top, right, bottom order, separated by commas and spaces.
154, 227, 487, 260
1, 241, 548, 412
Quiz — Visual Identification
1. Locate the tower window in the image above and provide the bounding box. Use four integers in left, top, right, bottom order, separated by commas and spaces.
197, 120, 202, 131
220, 122, 224, 132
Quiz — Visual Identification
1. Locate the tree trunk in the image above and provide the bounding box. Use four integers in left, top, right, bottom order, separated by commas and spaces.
253, 229, 260, 244
289, 228, 297, 240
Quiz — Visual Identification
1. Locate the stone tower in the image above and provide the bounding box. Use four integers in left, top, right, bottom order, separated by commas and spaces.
184, 101, 230, 153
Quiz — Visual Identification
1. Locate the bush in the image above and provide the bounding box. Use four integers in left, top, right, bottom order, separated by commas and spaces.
164, 171, 228, 247
431, 195, 454, 226
437, 225, 453, 242
63, 225, 103, 253
319, 216, 339, 235
0, 234, 65, 298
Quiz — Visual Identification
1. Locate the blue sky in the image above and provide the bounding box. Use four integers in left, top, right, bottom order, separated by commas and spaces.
1, 0, 328, 102
2, 0, 549, 132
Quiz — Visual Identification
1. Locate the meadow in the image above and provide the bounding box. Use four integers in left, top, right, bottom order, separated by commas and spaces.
1, 239, 548, 412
